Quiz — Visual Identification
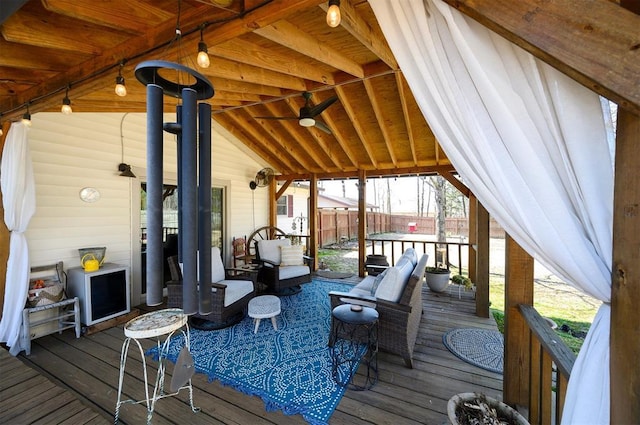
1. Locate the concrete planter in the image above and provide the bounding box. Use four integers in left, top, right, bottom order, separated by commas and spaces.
425, 268, 450, 292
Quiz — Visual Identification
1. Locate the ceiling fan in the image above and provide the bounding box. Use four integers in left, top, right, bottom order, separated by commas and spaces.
249, 167, 275, 190
254, 92, 338, 134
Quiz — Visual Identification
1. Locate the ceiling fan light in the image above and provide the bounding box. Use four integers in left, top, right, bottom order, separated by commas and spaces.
326, 0, 341, 28
299, 117, 315, 127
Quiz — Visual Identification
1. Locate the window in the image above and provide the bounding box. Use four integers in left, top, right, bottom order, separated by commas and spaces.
277, 195, 294, 217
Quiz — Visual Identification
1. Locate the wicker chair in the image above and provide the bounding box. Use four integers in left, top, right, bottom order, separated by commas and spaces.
329, 251, 428, 368
166, 247, 256, 329
254, 238, 313, 296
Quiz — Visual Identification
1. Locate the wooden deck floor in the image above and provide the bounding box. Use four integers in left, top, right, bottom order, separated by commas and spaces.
3, 281, 502, 424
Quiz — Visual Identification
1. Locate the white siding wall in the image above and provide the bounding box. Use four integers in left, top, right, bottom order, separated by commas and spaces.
276, 186, 310, 235
23, 112, 270, 299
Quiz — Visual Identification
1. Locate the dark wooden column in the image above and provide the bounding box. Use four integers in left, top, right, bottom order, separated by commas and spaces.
504, 234, 534, 409
0, 121, 11, 318
358, 170, 366, 277
610, 107, 640, 423
468, 194, 478, 283
308, 174, 318, 270
476, 201, 490, 317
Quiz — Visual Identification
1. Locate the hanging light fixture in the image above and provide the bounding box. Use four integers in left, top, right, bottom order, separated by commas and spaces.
22, 104, 32, 127
196, 26, 210, 68
61, 85, 72, 114
326, 0, 341, 28
115, 61, 127, 97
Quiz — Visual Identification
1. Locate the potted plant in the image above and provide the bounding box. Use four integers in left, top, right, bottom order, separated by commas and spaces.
425, 266, 451, 292
451, 274, 476, 299
447, 392, 529, 425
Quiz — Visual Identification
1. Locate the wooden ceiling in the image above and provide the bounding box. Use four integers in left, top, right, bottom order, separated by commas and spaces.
1, 1, 639, 180
0, 0, 449, 179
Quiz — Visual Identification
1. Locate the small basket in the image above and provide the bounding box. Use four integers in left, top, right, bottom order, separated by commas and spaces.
27, 282, 66, 307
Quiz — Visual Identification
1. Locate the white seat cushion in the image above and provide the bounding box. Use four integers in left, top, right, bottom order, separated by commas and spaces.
278, 265, 310, 280
218, 280, 254, 307
257, 238, 291, 264
211, 246, 225, 283
374, 266, 404, 302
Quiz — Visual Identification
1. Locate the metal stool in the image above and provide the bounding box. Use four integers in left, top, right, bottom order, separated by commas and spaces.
329, 304, 379, 390
115, 308, 199, 423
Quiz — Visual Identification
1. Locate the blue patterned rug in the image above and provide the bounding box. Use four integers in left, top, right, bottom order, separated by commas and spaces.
148, 279, 365, 425
442, 328, 504, 374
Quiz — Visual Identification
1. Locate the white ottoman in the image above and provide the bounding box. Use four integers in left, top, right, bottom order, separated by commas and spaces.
248, 295, 281, 333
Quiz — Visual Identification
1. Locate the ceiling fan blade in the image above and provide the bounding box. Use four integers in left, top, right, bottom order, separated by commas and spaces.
308, 96, 338, 117
253, 116, 298, 121
314, 120, 332, 134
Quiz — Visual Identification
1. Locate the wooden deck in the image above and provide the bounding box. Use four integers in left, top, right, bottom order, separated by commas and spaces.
2, 281, 501, 424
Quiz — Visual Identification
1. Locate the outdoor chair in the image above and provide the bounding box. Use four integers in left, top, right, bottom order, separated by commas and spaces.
254, 238, 313, 296
166, 247, 256, 329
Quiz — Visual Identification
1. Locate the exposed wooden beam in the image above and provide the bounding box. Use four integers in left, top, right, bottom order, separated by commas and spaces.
275, 179, 292, 199
476, 200, 490, 318
395, 72, 418, 166
254, 19, 365, 78
441, 0, 640, 115
335, 85, 378, 167
437, 168, 471, 198
364, 78, 397, 166
202, 56, 307, 91
309, 173, 319, 269
320, 0, 398, 69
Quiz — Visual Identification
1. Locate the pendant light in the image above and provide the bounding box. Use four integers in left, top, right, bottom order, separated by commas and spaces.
22, 104, 32, 127
196, 27, 210, 68
115, 62, 127, 97
61, 86, 72, 114
326, 0, 341, 28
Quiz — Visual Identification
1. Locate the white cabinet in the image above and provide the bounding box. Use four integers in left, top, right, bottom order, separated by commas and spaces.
67, 263, 131, 326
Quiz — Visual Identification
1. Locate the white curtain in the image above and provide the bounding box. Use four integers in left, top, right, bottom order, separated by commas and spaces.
369, 1, 613, 423
0, 122, 36, 356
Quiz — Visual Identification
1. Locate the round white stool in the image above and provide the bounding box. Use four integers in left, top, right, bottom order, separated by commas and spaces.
248, 295, 281, 333
115, 308, 198, 424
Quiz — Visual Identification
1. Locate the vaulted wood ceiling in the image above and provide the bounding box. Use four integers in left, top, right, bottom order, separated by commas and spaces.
1, 0, 639, 180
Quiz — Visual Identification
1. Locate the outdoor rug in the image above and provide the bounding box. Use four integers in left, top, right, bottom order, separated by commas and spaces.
442, 328, 504, 374
315, 270, 354, 279
148, 278, 364, 425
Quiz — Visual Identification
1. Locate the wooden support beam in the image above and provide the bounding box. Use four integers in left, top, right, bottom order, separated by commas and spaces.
476, 201, 490, 318
358, 169, 367, 277
268, 177, 276, 229
468, 194, 477, 284
610, 107, 640, 423
309, 174, 318, 270
275, 179, 292, 200
504, 234, 534, 410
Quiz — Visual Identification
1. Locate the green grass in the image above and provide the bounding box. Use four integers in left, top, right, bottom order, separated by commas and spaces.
489, 274, 600, 355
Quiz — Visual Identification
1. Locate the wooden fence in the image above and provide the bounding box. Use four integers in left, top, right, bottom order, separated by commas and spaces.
317, 210, 505, 246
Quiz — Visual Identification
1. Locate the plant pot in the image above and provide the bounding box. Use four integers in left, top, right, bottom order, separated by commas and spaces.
447, 393, 529, 425
425, 270, 450, 292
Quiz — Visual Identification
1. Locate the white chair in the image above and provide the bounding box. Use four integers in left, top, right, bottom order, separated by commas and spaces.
254, 238, 312, 295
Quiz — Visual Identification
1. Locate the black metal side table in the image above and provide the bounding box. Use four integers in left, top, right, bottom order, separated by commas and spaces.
329, 304, 379, 390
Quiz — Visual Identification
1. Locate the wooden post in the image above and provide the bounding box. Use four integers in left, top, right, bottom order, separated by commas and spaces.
468, 194, 478, 283
268, 177, 276, 229
504, 234, 534, 410
476, 201, 490, 317
308, 174, 318, 270
358, 170, 366, 277
0, 121, 11, 318
610, 107, 640, 423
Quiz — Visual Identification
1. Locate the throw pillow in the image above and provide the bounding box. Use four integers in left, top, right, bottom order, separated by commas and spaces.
280, 245, 304, 266
374, 267, 401, 302
370, 268, 389, 296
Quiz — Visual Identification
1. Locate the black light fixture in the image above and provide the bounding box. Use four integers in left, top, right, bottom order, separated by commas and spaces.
326, 0, 341, 28
118, 163, 136, 178
61, 85, 72, 115
115, 61, 127, 97
22, 104, 32, 127
196, 26, 210, 68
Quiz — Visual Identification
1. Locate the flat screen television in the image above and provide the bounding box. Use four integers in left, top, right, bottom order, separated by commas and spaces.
67, 264, 131, 326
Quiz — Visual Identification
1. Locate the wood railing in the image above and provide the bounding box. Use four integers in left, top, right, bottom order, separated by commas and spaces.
518, 304, 576, 424
366, 237, 471, 276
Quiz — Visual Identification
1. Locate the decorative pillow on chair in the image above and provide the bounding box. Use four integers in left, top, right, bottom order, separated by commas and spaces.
370, 267, 389, 296
280, 245, 304, 266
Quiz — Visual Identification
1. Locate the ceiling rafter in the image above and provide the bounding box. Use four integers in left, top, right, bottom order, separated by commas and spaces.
335, 85, 378, 168
395, 72, 418, 166
254, 20, 365, 78
363, 78, 397, 166
203, 56, 308, 91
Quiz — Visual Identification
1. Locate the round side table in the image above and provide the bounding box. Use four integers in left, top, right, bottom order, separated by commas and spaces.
329, 304, 379, 390
115, 308, 199, 424
248, 295, 281, 333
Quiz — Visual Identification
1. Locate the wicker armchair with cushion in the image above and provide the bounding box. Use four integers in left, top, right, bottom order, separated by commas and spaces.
166, 247, 256, 329
328, 248, 428, 368
254, 238, 313, 295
